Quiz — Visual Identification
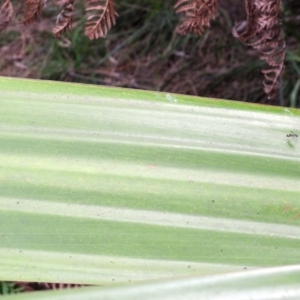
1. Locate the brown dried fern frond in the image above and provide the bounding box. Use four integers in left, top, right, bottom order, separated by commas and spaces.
15, 281, 86, 292
22, 0, 45, 25
53, 0, 74, 37
35, 282, 85, 290
174, 0, 219, 36
0, 0, 13, 32
85, 0, 118, 40
233, 0, 285, 101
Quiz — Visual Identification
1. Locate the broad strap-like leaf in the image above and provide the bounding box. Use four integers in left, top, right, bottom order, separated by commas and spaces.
0, 76, 300, 288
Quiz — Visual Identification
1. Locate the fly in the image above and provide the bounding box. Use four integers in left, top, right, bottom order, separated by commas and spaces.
286, 131, 298, 138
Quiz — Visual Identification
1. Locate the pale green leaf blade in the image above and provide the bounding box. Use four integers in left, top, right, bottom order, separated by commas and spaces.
3, 265, 300, 300
0, 76, 300, 285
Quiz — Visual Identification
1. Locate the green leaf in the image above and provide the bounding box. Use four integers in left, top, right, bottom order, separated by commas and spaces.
3, 265, 300, 299
0, 76, 300, 293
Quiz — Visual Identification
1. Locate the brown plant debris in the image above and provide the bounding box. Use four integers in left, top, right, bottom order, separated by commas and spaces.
0, 0, 13, 32
22, 0, 44, 25
232, 0, 285, 100
0, 0, 288, 102
174, 0, 219, 36
15, 281, 86, 292
53, 0, 74, 37
85, 0, 118, 40
1, 0, 118, 39
175, 0, 286, 101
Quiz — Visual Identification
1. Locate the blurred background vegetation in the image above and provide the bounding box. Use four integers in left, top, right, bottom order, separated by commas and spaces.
0, 0, 299, 107
0, 281, 23, 295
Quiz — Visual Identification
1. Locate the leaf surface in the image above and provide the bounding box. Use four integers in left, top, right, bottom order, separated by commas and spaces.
0, 77, 300, 289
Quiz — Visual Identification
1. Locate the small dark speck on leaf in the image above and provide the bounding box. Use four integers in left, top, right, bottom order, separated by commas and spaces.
212, 200, 215, 203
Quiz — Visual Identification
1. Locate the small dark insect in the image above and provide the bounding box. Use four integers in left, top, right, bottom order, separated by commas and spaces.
286, 131, 298, 138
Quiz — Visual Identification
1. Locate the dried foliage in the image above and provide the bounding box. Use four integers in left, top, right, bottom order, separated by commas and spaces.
175, 0, 286, 101
22, 0, 44, 25
0, 0, 13, 32
85, 0, 118, 40
174, 0, 219, 36
1, 0, 118, 39
0, 0, 288, 102
53, 0, 74, 37
232, 0, 285, 100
